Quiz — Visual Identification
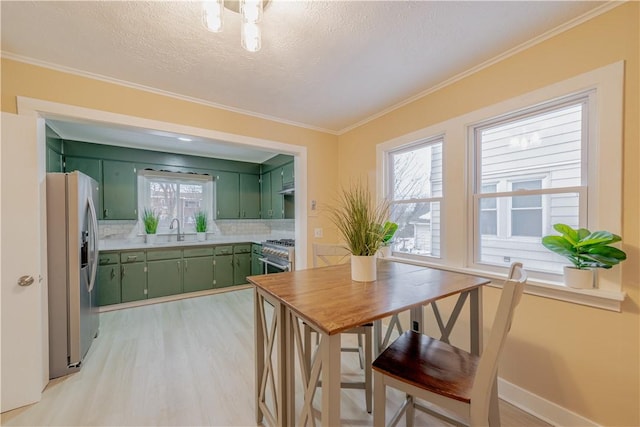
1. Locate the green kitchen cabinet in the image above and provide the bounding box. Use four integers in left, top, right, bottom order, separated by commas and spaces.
65, 156, 104, 219
65, 156, 102, 184
260, 171, 272, 218
251, 244, 263, 275
120, 262, 147, 303
147, 249, 183, 298
282, 162, 294, 185
183, 248, 214, 293
103, 160, 137, 220
216, 171, 240, 219
271, 168, 284, 219
233, 244, 252, 285
214, 246, 234, 288
239, 173, 260, 219
96, 253, 121, 306
47, 146, 63, 173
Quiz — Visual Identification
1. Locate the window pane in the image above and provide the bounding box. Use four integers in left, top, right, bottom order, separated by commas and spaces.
479, 104, 582, 189
389, 201, 440, 257
139, 171, 213, 234
511, 208, 542, 236
391, 142, 443, 200
478, 192, 580, 274
480, 207, 497, 235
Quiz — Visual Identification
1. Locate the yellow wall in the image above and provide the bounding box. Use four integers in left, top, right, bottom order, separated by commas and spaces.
2, 4, 638, 425
339, 4, 639, 426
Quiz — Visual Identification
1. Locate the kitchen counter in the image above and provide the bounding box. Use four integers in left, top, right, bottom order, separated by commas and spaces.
99, 234, 284, 251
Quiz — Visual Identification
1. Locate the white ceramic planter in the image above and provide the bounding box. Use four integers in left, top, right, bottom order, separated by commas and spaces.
146, 233, 157, 245
378, 246, 391, 258
197, 232, 207, 241
563, 266, 595, 289
351, 255, 377, 282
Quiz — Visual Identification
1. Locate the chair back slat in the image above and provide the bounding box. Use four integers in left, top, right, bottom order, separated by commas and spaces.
312, 243, 351, 267
470, 262, 527, 424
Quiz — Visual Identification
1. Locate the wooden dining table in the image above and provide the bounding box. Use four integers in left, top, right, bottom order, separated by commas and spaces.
248, 259, 492, 427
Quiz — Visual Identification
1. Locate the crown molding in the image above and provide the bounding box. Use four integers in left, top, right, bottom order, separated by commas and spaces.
0, 51, 339, 136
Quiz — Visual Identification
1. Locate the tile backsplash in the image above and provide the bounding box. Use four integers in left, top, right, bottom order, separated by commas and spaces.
99, 219, 295, 240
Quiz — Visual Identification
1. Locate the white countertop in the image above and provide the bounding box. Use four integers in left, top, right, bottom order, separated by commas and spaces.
99, 234, 281, 251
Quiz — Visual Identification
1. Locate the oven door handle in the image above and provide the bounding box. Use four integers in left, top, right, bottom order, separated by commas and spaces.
259, 257, 290, 272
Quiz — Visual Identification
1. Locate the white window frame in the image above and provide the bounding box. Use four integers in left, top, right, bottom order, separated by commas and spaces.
470, 93, 590, 280
377, 61, 625, 311
137, 169, 214, 235
386, 136, 444, 262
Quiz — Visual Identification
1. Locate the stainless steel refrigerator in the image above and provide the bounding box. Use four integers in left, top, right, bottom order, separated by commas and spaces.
47, 171, 100, 379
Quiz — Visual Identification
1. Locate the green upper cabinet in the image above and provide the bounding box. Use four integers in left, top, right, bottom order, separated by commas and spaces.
216, 172, 261, 219
239, 174, 260, 219
271, 167, 284, 219
65, 156, 104, 219
47, 147, 63, 173
216, 171, 240, 219
103, 160, 137, 220
282, 162, 294, 185
260, 171, 272, 219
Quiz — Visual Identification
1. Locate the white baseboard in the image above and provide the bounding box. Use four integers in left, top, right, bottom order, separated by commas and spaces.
498, 377, 600, 427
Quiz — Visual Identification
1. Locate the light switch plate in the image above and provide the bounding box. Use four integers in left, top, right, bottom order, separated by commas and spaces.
314, 228, 323, 238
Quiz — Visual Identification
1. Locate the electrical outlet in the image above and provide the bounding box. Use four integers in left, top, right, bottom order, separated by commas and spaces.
314, 228, 323, 238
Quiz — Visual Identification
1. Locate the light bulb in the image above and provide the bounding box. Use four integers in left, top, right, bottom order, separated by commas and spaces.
203, 0, 224, 33
241, 21, 261, 52
240, 0, 263, 23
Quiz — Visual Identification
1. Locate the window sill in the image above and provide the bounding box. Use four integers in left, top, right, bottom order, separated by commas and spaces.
384, 255, 626, 312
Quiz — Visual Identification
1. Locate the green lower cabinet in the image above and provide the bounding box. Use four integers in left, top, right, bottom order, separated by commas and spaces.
96, 264, 121, 306
214, 254, 234, 288
251, 244, 263, 275
234, 252, 251, 285
147, 259, 183, 298
183, 256, 214, 293
121, 262, 147, 303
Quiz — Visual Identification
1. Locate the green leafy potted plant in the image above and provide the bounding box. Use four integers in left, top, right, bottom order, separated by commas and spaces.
142, 207, 160, 244
542, 223, 626, 289
378, 221, 398, 258
327, 181, 391, 282
195, 210, 208, 241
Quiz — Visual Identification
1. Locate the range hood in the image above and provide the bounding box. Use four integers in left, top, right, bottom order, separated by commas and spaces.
279, 182, 295, 195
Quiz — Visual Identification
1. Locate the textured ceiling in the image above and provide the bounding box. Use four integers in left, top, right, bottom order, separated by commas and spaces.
1, 1, 608, 134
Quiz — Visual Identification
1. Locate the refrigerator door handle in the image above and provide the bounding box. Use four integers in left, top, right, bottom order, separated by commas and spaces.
87, 196, 99, 293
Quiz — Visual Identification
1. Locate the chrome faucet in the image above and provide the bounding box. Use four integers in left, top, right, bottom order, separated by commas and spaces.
170, 218, 184, 241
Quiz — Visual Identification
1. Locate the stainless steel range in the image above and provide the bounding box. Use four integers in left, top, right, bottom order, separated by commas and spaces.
260, 239, 295, 273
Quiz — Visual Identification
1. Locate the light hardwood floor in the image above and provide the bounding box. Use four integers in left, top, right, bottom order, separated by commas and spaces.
1, 289, 550, 426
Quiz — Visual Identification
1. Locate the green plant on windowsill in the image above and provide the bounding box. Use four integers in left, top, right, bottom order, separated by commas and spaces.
195, 210, 208, 233
541, 223, 627, 269
142, 208, 160, 235
381, 221, 398, 247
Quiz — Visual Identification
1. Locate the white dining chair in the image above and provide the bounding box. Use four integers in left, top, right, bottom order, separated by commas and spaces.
304, 242, 373, 413
372, 262, 527, 427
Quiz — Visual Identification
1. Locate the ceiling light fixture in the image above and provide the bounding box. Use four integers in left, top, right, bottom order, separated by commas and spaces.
203, 0, 269, 53
178, 137, 193, 142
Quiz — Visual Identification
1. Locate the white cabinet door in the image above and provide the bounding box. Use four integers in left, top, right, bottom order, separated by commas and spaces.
1, 112, 44, 412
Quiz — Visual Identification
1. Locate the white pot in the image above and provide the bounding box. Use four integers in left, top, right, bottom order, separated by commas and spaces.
378, 246, 391, 258
563, 266, 595, 289
197, 232, 207, 241
146, 233, 157, 245
351, 255, 377, 282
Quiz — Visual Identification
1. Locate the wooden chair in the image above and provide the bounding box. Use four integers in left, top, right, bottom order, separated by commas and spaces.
304, 243, 373, 413
372, 262, 527, 427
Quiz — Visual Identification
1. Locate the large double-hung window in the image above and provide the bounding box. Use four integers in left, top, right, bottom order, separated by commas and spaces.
472, 94, 589, 274
138, 170, 214, 234
387, 138, 443, 258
